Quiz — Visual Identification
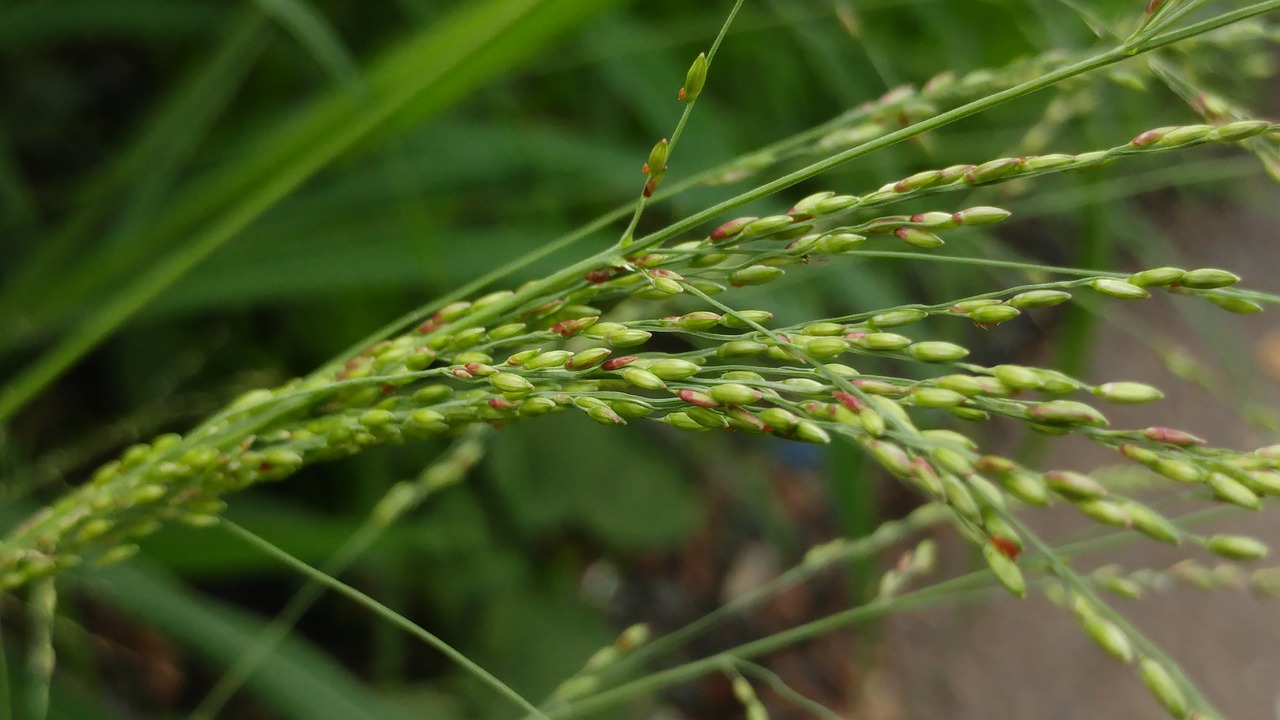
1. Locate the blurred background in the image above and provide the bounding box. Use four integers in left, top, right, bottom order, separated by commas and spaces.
1, 0, 1279, 718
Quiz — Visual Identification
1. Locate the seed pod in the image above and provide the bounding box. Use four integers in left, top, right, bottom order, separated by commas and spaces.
969, 304, 1021, 325
600, 356, 638, 372
941, 474, 981, 522
910, 211, 958, 228
1207, 472, 1261, 509
852, 407, 883, 436
791, 191, 836, 215
684, 406, 727, 429
1153, 458, 1204, 484
894, 227, 944, 247
798, 322, 842, 337
949, 298, 1002, 313
906, 341, 969, 362
1090, 278, 1150, 299
717, 340, 768, 357
1203, 534, 1269, 560
793, 420, 832, 444
516, 397, 558, 417
1206, 294, 1263, 314
992, 364, 1042, 390
854, 379, 907, 395
1179, 268, 1240, 289
720, 310, 774, 328
723, 406, 767, 433
1008, 289, 1071, 308
805, 337, 850, 359
966, 157, 1024, 183
564, 347, 612, 371
525, 350, 574, 369
948, 407, 989, 421
1022, 153, 1075, 171
853, 332, 913, 350
662, 411, 708, 431
781, 378, 828, 394
1158, 124, 1214, 146
1127, 267, 1185, 287
954, 206, 1011, 225
677, 311, 722, 331
586, 405, 624, 425
740, 215, 794, 238
489, 373, 534, 395
681, 52, 707, 102
894, 170, 945, 192
982, 541, 1026, 598
676, 388, 718, 408
814, 232, 866, 253
872, 310, 929, 329
1243, 470, 1280, 495
1124, 502, 1181, 544
866, 440, 916, 478
709, 216, 758, 242
584, 321, 627, 337
1029, 400, 1109, 426
1082, 614, 1134, 663
620, 367, 666, 390
648, 358, 702, 381
760, 407, 800, 430
609, 399, 654, 419
911, 388, 968, 408
1139, 426, 1204, 446
1076, 499, 1129, 526
604, 329, 653, 348
709, 383, 763, 405
1093, 381, 1164, 404
812, 194, 860, 214
931, 446, 976, 477
934, 375, 987, 395
1257, 444, 1280, 461
1138, 657, 1188, 718
646, 138, 669, 175
1046, 470, 1108, 500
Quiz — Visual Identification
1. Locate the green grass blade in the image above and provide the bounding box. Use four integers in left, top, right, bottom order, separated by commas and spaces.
251, 0, 361, 84
0, 0, 624, 423
0, 11, 272, 338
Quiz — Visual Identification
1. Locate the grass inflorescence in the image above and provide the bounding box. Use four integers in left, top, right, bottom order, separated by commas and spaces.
5, 2, 1280, 718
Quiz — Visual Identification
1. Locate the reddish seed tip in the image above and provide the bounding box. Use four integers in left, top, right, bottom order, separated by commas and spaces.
601, 356, 638, 371
833, 391, 863, 411
641, 163, 650, 175
584, 269, 613, 284
678, 88, 688, 101
989, 535, 1021, 560
381, 384, 397, 395
259, 462, 274, 473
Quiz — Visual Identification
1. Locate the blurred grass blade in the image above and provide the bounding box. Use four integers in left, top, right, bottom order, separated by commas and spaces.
251, 0, 361, 84
0, 0, 624, 424
0, 11, 272, 335
91, 561, 401, 720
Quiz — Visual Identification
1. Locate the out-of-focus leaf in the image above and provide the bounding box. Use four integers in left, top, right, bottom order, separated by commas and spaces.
488, 414, 701, 551
86, 561, 405, 720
